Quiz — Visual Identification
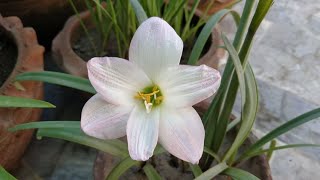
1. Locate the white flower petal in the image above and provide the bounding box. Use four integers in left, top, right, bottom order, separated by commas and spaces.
159, 107, 204, 164
129, 17, 183, 81
81, 94, 133, 139
87, 57, 152, 105
157, 64, 221, 108
127, 106, 160, 161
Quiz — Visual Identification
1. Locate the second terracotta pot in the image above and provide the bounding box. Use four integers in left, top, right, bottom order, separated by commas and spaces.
52, 8, 226, 79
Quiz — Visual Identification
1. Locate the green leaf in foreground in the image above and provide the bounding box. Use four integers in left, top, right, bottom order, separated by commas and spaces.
222, 167, 259, 180
130, 0, 148, 24
15, 71, 96, 94
0, 166, 16, 180
10, 121, 128, 158
106, 156, 141, 180
195, 162, 228, 180
143, 163, 162, 180
189, 163, 203, 178
0, 96, 55, 108
245, 144, 320, 160
241, 107, 320, 159
187, 9, 231, 65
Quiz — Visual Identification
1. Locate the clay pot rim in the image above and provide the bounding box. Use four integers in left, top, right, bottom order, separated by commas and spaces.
51, 9, 89, 77
0, 14, 44, 94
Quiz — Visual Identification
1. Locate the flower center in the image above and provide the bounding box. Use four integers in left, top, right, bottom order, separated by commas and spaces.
135, 85, 163, 113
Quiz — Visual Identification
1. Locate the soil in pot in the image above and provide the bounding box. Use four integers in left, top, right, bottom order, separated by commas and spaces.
71, 16, 211, 64
72, 28, 119, 62
0, 26, 17, 86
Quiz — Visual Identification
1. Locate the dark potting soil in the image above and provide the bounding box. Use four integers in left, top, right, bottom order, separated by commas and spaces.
0, 27, 17, 86
72, 28, 119, 61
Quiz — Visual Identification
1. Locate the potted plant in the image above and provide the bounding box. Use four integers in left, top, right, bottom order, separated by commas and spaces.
0, 14, 51, 170
51, 0, 230, 78
0, 0, 86, 47
9, 0, 320, 179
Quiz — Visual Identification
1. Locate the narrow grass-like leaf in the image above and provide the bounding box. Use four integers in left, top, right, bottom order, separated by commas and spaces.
244, 144, 320, 161
266, 139, 277, 161
143, 163, 162, 180
0, 96, 55, 108
221, 34, 246, 107
187, 9, 231, 65
106, 156, 141, 180
165, 0, 187, 23
9, 121, 79, 132
181, 0, 200, 40
0, 166, 16, 180
130, 0, 148, 24
222, 64, 258, 162
10, 121, 128, 157
201, 0, 258, 168
189, 163, 202, 178
204, 146, 221, 162
37, 127, 128, 158
195, 162, 228, 180
240, 107, 320, 158
15, 71, 96, 94
222, 167, 259, 180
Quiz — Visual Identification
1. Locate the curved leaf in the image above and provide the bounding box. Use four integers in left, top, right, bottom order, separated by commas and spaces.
223, 167, 259, 180
130, 0, 148, 24
15, 71, 96, 94
0, 96, 55, 108
195, 162, 228, 180
143, 163, 162, 180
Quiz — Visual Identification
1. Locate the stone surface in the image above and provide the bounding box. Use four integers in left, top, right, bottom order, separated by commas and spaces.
221, 0, 320, 179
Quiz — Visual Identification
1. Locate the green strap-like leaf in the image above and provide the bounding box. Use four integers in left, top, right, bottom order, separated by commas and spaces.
106, 156, 141, 180
9, 121, 79, 131
0, 166, 16, 180
0, 95, 55, 108
189, 163, 202, 178
222, 64, 258, 162
187, 9, 231, 65
241, 107, 320, 159
130, 0, 148, 24
194, 162, 228, 180
222, 167, 259, 180
245, 144, 320, 161
143, 163, 162, 180
15, 71, 96, 94
10, 121, 128, 158
221, 34, 246, 107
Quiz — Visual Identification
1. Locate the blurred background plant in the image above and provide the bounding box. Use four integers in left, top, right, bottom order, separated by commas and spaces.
68, 0, 238, 58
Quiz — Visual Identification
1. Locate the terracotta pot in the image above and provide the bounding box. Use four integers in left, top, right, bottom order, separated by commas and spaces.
52, 8, 226, 78
0, 0, 86, 48
93, 102, 272, 180
0, 15, 44, 170
189, 0, 238, 16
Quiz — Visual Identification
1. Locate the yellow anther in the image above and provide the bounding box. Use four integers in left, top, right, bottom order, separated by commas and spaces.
155, 96, 163, 104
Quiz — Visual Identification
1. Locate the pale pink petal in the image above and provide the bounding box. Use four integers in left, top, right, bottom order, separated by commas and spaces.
159, 107, 204, 164
129, 17, 183, 81
157, 64, 221, 108
87, 57, 152, 105
127, 106, 160, 161
81, 94, 133, 139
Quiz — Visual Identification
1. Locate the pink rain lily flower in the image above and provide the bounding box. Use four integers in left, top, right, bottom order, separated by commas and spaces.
81, 17, 221, 164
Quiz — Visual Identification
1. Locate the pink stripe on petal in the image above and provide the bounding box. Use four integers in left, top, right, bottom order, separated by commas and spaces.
81, 94, 133, 139
159, 106, 204, 164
